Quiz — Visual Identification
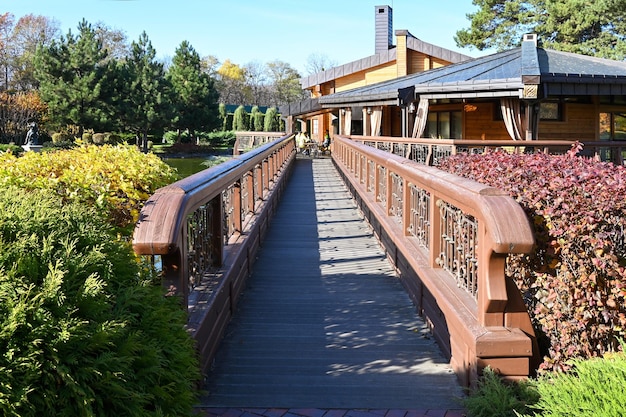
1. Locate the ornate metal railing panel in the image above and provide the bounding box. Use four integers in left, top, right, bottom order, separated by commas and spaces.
389, 172, 403, 224
133, 134, 295, 308
408, 183, 430, 249
353, 135, 626, 166
436, 200, 478, 298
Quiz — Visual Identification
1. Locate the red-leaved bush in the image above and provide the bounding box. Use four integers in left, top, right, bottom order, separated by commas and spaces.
438, 144, 626, 372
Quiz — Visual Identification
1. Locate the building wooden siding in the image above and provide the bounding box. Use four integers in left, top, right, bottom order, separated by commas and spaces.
458, 101, 599, 141
538, 103, 597, 140
334, 62, 398, 93
462, 102, 510, 140
407, 51, 450, 74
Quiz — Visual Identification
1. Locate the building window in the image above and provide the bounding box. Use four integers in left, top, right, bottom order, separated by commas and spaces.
600, 112, 626, 140
425, 111, 462, 139
598, 111, 626, 163
539, 101, 562, 121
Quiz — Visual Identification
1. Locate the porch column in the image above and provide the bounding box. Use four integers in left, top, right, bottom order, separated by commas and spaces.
363, 107, 371, 137
524, 102, 539, 140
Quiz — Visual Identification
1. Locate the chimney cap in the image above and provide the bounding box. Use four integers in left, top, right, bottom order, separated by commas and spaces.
523, 33, 538, 45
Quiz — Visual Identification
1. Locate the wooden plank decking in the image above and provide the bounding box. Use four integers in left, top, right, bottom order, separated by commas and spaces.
199, 156, 465, 410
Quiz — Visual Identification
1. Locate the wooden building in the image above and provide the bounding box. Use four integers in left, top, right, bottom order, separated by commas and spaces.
282, 8, 626, 162
280, 5, 472, 141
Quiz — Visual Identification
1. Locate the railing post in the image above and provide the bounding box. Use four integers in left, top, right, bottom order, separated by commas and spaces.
233, 180, 242, 234
262, 160, 269, 194
385, 168, 393, 216
210, 195, 223, 268
402, 178, 411, 236
255, 163, 263, 201
429, 194, 442, 269
246, 171, 255, 214
161, 249, 185, 302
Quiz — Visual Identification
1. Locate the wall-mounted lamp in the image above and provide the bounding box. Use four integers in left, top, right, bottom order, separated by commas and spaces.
408, 103, 416, 113
341, 108, 346, 115
366, 107, 372, 115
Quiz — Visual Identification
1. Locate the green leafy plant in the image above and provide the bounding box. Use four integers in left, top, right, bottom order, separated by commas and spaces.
438, 145, 626, 371
463, 368, 538, 417
0, 187, 200, 416
0, 144, 177, 235
519, 351, 626, 417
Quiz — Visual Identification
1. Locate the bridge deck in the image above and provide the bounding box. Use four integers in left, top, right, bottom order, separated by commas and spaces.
199, 156, 465, 411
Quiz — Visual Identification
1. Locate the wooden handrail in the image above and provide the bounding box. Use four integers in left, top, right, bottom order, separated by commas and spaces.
332, 134, 538, 386
133, 134, 295, 304
351, 135, 626, 166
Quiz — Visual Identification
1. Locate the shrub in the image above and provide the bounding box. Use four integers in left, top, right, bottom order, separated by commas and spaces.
0, 144, 24, 155
0, 187, 200, 416
203, 131, 236, 148
463, 367, 539, 417
519, 351, 626, 416
232, 105, 249, 131
51, 131, 72, 144
82, 132, 93, 143
0, 144, 177, 235
438, 145, 626, 371
264, 106, 280, 132
92, 132, 105, 144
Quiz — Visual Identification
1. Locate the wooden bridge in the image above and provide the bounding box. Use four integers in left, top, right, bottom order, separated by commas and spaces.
132, 134, 542, 410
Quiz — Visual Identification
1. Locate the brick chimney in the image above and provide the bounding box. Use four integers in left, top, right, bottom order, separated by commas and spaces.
375, 5, 393, 54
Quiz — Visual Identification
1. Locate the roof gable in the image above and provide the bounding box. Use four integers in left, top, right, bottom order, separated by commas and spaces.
319, 41, 626, 106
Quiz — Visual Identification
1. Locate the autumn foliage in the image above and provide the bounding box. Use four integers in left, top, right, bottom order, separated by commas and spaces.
0, 91, 47, 143
0, 144, 178, 234
438, 145, 626, 371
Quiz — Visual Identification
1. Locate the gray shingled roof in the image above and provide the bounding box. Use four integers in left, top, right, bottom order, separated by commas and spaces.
318, 42, 626, 107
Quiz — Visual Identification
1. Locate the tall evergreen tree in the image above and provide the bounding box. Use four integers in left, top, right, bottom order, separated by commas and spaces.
34, 19, 112, 137
455, 0, 626, 59
264, 106, 279, 132
120, 32, 170, 152
167, 40, 219, 143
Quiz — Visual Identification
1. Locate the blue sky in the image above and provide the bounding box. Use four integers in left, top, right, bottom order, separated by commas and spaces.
7, 0, 482, 74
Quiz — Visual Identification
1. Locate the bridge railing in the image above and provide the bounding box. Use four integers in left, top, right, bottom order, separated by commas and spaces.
233, 131, 287, 155
332, 134, 537, 387
352, 135, 626, 166
133, 133, 295, 372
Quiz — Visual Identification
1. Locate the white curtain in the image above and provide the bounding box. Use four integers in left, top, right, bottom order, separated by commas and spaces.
500, 98, 523, 140
370, 106, 382, 136
342, 108, 352, 135
411, 98, 429, 138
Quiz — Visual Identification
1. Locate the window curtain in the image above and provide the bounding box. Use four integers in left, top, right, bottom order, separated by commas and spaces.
370, 106, 382, 136
411, 98, 429, 138
500, 98, 523, 140
342, 108, 352, 135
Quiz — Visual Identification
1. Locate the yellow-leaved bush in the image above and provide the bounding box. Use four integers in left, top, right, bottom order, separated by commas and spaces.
0, 144, 178, 235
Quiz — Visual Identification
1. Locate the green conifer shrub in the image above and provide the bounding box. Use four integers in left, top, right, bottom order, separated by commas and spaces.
520, 351, 626, 417
0, 187, 199, 416
463, 367, 539, 417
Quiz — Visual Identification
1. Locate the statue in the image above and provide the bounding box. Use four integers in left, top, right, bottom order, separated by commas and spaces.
25, 122, 40, 146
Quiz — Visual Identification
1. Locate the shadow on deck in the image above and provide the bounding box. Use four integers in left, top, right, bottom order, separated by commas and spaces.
197, 156, 466, 414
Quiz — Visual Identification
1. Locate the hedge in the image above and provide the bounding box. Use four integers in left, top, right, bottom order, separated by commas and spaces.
0, 187, 199, 416
438, 144, 626, 371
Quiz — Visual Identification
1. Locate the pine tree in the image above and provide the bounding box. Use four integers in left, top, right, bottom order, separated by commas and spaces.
455, 0, 626, 60
121, 32, 171, 152
167, 41, 219, 143
34, 19, 113, 136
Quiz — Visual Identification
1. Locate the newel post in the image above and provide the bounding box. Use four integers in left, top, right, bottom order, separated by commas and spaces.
477, 225, 508, 327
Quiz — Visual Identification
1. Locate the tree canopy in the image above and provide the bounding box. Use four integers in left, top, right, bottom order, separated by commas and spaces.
455, 0, 626, 60
34, 19, 113, 137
